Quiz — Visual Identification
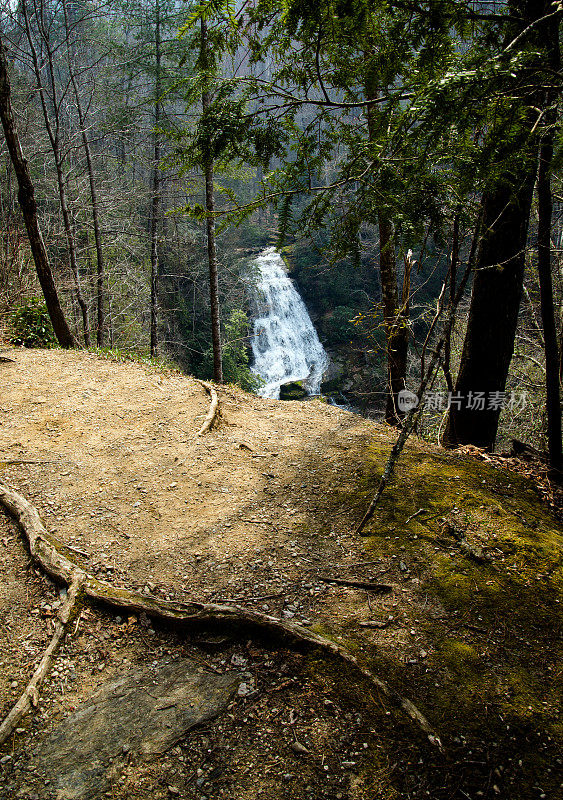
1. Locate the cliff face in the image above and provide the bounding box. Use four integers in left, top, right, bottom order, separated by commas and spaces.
321, 343, 385, 413
0, 348, 562, 799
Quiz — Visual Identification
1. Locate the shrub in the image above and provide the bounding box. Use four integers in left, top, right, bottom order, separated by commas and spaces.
200, 309, 264, 393
222, 310, 264, 393
10, 298, 56, 348
323, 306, 359, 345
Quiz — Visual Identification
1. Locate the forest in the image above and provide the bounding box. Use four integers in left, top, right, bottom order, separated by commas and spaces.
0, 0, 561, 459
1, 2, 563, 799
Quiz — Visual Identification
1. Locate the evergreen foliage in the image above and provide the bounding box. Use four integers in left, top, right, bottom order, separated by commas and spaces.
10, 298, 56, 348
0, 0, 561, 448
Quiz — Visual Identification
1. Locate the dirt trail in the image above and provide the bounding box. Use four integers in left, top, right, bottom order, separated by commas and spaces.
0, 348, 388, 609
1, 348, 562, 800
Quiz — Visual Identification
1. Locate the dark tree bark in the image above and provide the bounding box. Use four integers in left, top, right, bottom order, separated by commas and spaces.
378, 213, 409, 424
536, 7, 562, 477
442, 213, 460, 395
443, 0, 552, 450
537, 132, 562, 476
364, 72, 409, 425
201, 16, 223, 383
442, 169, 537, 449
149, 0, 161, 358
0, 33, 75, 348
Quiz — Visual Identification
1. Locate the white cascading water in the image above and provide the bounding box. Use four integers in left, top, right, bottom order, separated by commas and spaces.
247, 247, 329, 399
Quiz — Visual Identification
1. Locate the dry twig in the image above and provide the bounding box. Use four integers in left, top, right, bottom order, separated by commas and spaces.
0, 575, 83, 746
318, 576, 394, 592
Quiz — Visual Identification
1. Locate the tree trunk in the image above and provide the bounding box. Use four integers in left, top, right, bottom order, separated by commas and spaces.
62, 0, 106, 347
364, 70, 409, 425
54, 158, 90, 347
536, 5, 562, 477
149, 0, 162, 358
201, 17, 222, 383
442, 213, 460, 395
88, 138, 106, 347
443, 0, 549, 450
442, 170, 536, 449
0, 34, 75, 348
378, 213, 409, 424
537, 132, 562, 476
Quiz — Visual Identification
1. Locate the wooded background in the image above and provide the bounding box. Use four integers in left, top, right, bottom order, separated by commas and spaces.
0, 0, 561, 464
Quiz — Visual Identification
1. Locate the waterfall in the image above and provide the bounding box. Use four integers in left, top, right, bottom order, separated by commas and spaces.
247, 247, 329, 399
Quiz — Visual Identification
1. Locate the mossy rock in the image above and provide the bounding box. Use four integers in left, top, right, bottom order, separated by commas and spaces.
328, 428, 563, 779
278, 245, 295, 272
320, 377, 345, 394
279, 381, 307, 400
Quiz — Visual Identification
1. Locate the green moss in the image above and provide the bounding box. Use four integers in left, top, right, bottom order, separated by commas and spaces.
279, 381, 307, 400
330, 430, 563, 765
433, 558, 475, 607
440, 639, 482, 675
278, 245, 295, 272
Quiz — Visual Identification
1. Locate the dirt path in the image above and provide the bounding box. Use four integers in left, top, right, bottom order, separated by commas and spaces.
0, 348, 388, 614
1, 348, 562, 800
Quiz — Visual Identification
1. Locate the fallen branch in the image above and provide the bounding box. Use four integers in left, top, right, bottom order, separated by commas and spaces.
441, 521, 491, 565
195, 380, 219, 435
0, 575, 83, 746
0, 460, 63, 466
213, 592, 283, 603
356, 223, 480, 536
359, 620, 393, 629
62, 542, 89, 557
405, 508, 428, 524
0, 481, 442, 750
318, 576, 394, 592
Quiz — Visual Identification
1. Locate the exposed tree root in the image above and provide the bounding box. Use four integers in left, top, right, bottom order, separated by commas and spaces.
0, 575, 83, 746
0, 481, 442, 751
318, 576, 394, 592
195, 380, 219, 435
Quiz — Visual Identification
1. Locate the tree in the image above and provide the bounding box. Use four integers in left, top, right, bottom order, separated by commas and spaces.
535, 4, 562, 476
444, 0, 561, 450
0, 31, 75, 348
20, 0, 91, 345
214, 0, 463, 417
118, 0, 196, 357
62, 0, 107, 346
149, 0, 162, 357
200, 13, 222, 382
537, 128, 562, 475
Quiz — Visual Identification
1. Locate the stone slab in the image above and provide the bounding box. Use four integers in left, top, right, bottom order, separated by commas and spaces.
26, 659, 240, 799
